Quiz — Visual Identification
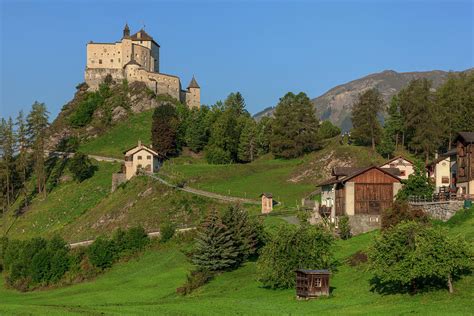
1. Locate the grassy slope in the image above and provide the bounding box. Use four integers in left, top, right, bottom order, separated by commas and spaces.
79, 109, 153, 158
0, 161, 120, 240
1, 209, 473, 315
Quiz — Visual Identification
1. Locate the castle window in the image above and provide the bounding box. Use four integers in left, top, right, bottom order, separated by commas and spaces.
119, 58, 121, 62
99, 59, 102, 64
110, 59, 113, 63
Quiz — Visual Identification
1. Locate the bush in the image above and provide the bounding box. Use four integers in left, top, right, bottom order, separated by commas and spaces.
87, 237, 117, 270
257, 224, 335, 289
176, 270, 214, 295
160, 221, 176, 243
318, 120, 341, 139
338, 216, 352, 240
205, 146, 232, 164
396, 161, 435, 200
381, 200, 429, 231
124, 226, 149, 251
68, 152, 97, 182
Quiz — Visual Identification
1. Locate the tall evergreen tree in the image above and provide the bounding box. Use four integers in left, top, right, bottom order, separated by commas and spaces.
151, 104, 179, 159
185, 107, 210, 152
270, 92, 320, 159
27, 101, 49, 197
238, 118, 258, 163
16, 111, 29, 205
1, 118, 16, 206
256, 116, 272, 156
351, 89, 384, 150
192, 209, 238, 271
384, 96, 403, 150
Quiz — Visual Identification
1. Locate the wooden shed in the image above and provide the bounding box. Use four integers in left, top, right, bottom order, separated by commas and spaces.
295, 269, 330, 298
260, 193, 273, 214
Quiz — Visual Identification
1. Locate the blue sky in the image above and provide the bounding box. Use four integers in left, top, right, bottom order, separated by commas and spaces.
1, 0, 473, 120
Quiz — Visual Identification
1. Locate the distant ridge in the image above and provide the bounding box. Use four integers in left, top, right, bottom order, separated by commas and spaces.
254, 68, 473, 131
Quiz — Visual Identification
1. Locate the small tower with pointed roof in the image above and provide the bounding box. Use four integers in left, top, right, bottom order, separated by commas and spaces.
123, 23, 130, 38
186, 76, 201, 109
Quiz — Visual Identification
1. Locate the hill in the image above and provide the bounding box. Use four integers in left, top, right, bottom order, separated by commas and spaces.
1, 207, 472, 314
254, 68, 473, 131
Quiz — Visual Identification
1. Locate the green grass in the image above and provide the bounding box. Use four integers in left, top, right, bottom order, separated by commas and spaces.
1, 209, 473, 315
1, 161, 120, 240
79, 109, 153, 158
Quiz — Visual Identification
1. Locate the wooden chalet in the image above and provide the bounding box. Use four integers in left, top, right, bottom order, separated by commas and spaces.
455, 132, 474, 196
296, 269, 330, 298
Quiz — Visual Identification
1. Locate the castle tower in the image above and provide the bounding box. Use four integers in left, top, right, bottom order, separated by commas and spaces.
186, 76, 201, 109
123, 23, 130, 38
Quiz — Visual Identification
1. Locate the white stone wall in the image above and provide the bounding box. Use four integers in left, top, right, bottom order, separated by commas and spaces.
87, 43, 123, 69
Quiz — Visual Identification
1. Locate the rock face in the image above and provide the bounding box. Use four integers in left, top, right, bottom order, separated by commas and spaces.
254, 68, 472, 131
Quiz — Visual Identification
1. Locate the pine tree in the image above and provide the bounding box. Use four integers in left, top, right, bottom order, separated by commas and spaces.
238, 118, 258, 163
384, 96, 403, 150
0, 118, 16, 207
351, 89, 384, 150
270, 92, 320, 159
27, 101, 49, 197
192, 209, 238, 271
151, 104, 179, 159
16, 111, 29, 206
185, 107, 210, 152
256, 116, 272, 156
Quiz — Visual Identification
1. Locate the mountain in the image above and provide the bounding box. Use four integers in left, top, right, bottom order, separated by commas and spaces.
254, 68, 472, 131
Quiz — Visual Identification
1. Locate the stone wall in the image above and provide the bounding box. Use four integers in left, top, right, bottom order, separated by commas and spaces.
111, 173, 127, 192
347, 215, 381, 235
85, 68, 125, 90
409, 200, 464, 221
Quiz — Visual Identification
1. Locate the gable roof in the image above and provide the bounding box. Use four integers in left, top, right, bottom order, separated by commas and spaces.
380, 155, 414, 166
317, 177, 339, 187
124, 143, 158, 157
456, 132, 474, 144
123, 59, 141, 68
130, 29, 160, 47
332, 167, 365, 177
260, 192, 273, 198
341, 165, 402, 184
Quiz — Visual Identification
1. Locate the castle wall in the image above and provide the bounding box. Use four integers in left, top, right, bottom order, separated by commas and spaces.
132, 44, 153, 72
125, 67, 181, 101
86, 43, 123, 69
185, 87, 201, 109
85, 68, 124, 90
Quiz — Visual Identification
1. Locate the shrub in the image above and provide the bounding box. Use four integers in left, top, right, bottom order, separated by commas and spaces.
160, 221, 176, 243
338, 216, 352, 240
69, 92, 103, 127
257, 224, 335, 289
369, 221, 473, 294
381, 200, 429, 231
205, 146, 232, 164
87, 237, 117, 270
68, 152, 97, 182
124, 226, 149, 251
176, 270, 214, 295
318, 120, 341, 139
396, 161, 435, 200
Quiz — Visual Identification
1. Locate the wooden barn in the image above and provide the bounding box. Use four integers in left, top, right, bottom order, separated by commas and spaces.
455, 132, 474, 196
295, 269, 330, 298
318, 166, 402, 234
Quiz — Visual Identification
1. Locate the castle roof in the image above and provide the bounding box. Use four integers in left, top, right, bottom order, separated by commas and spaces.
123, 59, 141, 68
131, 29, 160, 47
187, 76, 200, 89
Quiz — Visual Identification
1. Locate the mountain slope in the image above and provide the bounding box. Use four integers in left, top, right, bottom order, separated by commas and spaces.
254, 68, 472, 131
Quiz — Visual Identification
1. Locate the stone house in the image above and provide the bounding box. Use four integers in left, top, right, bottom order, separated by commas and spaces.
85, 24, 200, 108
427, 149, 457, 194
379, 156, 414, 180
260, 193, 273, 214
317, 166, 402, 234
123, 141, 160, 180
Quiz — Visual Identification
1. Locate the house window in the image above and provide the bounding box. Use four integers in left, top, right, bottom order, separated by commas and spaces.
147, 155, 151, 160
99, 59, 102, 64
314, 278, 322, 287
138, 156, 142, 160
400, 170, 406, 176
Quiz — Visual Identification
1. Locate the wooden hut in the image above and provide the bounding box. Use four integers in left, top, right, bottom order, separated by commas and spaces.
260, 193, 273, 214
295, 269, 330, 298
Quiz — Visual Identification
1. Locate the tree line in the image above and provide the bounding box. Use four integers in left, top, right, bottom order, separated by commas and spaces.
151, 91, 340, 163
351, 72, 474, 162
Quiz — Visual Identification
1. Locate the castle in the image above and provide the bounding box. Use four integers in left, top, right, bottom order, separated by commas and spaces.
84, 24, 200, 108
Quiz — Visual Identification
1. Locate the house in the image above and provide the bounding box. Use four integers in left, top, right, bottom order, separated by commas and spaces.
427, 149, 457, 194
295, 269, 330, 298
379, 156, 414, 180
124, 141, 160, 180
260, 193, 273, 214
454, 132, 474, 196
317, 166, 402, 234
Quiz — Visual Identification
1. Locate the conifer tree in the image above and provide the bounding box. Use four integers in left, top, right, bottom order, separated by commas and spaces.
270, 92, 319, 159
27, 101, 49, 197
185, 107, 210, 152
384, 96, 403, 150
192, 209, 238, 271
256, 116, 272, 156
351, 89, 384, 150
0, 117, 16, 207
238, 118, 258, 162
16, 111, 29, 205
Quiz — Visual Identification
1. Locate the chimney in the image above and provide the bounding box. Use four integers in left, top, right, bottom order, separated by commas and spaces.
435, 152, 439, 159
138, 140, 142, 147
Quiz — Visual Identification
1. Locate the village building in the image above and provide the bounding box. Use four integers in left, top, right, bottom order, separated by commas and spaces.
123, 141, 160, 180
427, 149, 457, 195
454, 132, 474, 196
260, 193, 273, 214
317, 166, 402, 234
295, 269, 330, 298
379, 156, 414, 180
85, 24, 200, 108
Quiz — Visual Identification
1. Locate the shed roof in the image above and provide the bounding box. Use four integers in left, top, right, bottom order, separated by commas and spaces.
332, 167, 364, 177
296, 269, 331, 274
260, 192, 273, 198
456, 132, 474, 144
